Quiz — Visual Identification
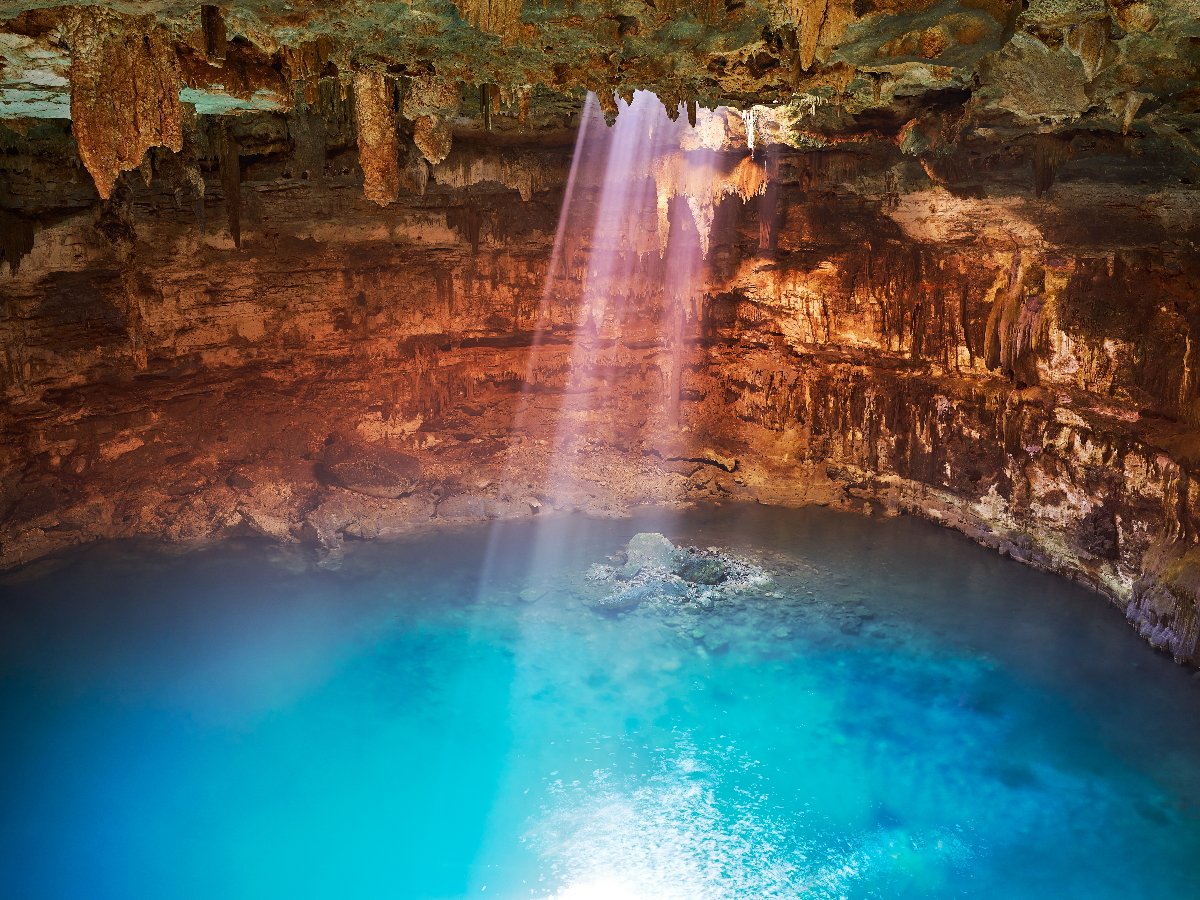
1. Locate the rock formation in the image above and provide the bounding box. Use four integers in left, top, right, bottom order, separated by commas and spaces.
1, 0, 1199, 663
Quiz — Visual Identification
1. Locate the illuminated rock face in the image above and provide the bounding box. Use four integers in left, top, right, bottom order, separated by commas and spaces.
1, 1, 1199, 662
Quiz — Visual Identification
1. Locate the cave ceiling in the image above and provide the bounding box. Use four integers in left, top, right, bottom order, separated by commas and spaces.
0, 0, 1197, 206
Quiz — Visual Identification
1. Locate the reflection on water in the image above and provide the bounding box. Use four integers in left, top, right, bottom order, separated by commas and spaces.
1, 504, 1199, 899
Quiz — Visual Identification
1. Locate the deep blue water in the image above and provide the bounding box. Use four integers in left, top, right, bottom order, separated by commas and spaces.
1, 504, 1199, 899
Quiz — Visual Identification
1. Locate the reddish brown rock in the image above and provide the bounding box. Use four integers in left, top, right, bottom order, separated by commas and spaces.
353, 70, 402, 206
65, 10, 184, 200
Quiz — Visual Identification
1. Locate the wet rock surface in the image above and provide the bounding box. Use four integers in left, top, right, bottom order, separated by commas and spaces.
482, 520, 929, 664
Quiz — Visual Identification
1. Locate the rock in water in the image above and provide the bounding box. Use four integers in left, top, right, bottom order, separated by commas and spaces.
675, 551, 729, 585
584, 532, 767, 615
620, 532, 681, 578
593, 575, 689, 614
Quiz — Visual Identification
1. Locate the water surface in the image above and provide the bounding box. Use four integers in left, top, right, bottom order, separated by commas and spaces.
2, 505, 1198, 899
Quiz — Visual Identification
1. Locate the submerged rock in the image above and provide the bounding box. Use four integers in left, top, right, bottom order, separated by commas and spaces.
593, 575, 689, 614
588, 532, 769, 614
675, 550, 730, 585
619, 532, 681, 578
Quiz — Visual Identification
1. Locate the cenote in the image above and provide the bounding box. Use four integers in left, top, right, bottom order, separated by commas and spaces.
7, 3, 1200, 897
2, 504, 1198, 899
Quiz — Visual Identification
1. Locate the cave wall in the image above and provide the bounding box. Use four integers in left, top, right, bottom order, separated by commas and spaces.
2, 111, 1200, 663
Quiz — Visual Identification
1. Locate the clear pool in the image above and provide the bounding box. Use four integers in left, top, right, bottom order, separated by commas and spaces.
1, 505, 1198, 899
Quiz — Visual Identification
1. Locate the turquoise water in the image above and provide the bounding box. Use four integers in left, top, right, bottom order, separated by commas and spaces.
1, 504, 1199, 899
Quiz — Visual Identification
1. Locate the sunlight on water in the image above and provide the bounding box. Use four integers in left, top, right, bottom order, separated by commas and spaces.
529, 736, 954, 900
2, 506, 1200, 899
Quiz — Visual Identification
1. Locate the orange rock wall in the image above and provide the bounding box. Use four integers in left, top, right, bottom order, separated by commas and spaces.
2, 139, 1200, 663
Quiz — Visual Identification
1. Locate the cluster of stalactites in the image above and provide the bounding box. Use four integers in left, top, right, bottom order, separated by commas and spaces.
55, 1, 776, 219
596, 92, 790, 157
352, 71, 466, 206
587, 95, 776, 258
653, 154, 772, 258
352, 73, 542, 207
452, 0, 524, 42
55, 4, 509, 209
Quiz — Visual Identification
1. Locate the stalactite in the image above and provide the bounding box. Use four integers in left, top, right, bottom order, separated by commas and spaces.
496, 84, 534, 126
517, 86, 531, 126
1031, 135, 1071, 198
447, 206, 486, 252
1180, 332, 1192, 410
758, 178, 780, 251
983, 255, 1018, 372
66, 10, 185, 200
597, 91, 619, 127
218, 120, 241, 248
404, 76, 459, 164
983, 252, 1050, 385
789, 0, 829, 72
653, 154, 770, 257
400, 142, 430, 196
200, 5, 227, 63
742, 108, 759, 151
413, 116, 453, 165
1112, 91, 1147, 135
959, 283, 975, 368
353, 70, 402, 205
481, 84, 493, 131
1064, 19, 1108, 81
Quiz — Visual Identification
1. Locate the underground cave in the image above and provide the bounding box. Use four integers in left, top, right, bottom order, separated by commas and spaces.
1, 1, 1200, 897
